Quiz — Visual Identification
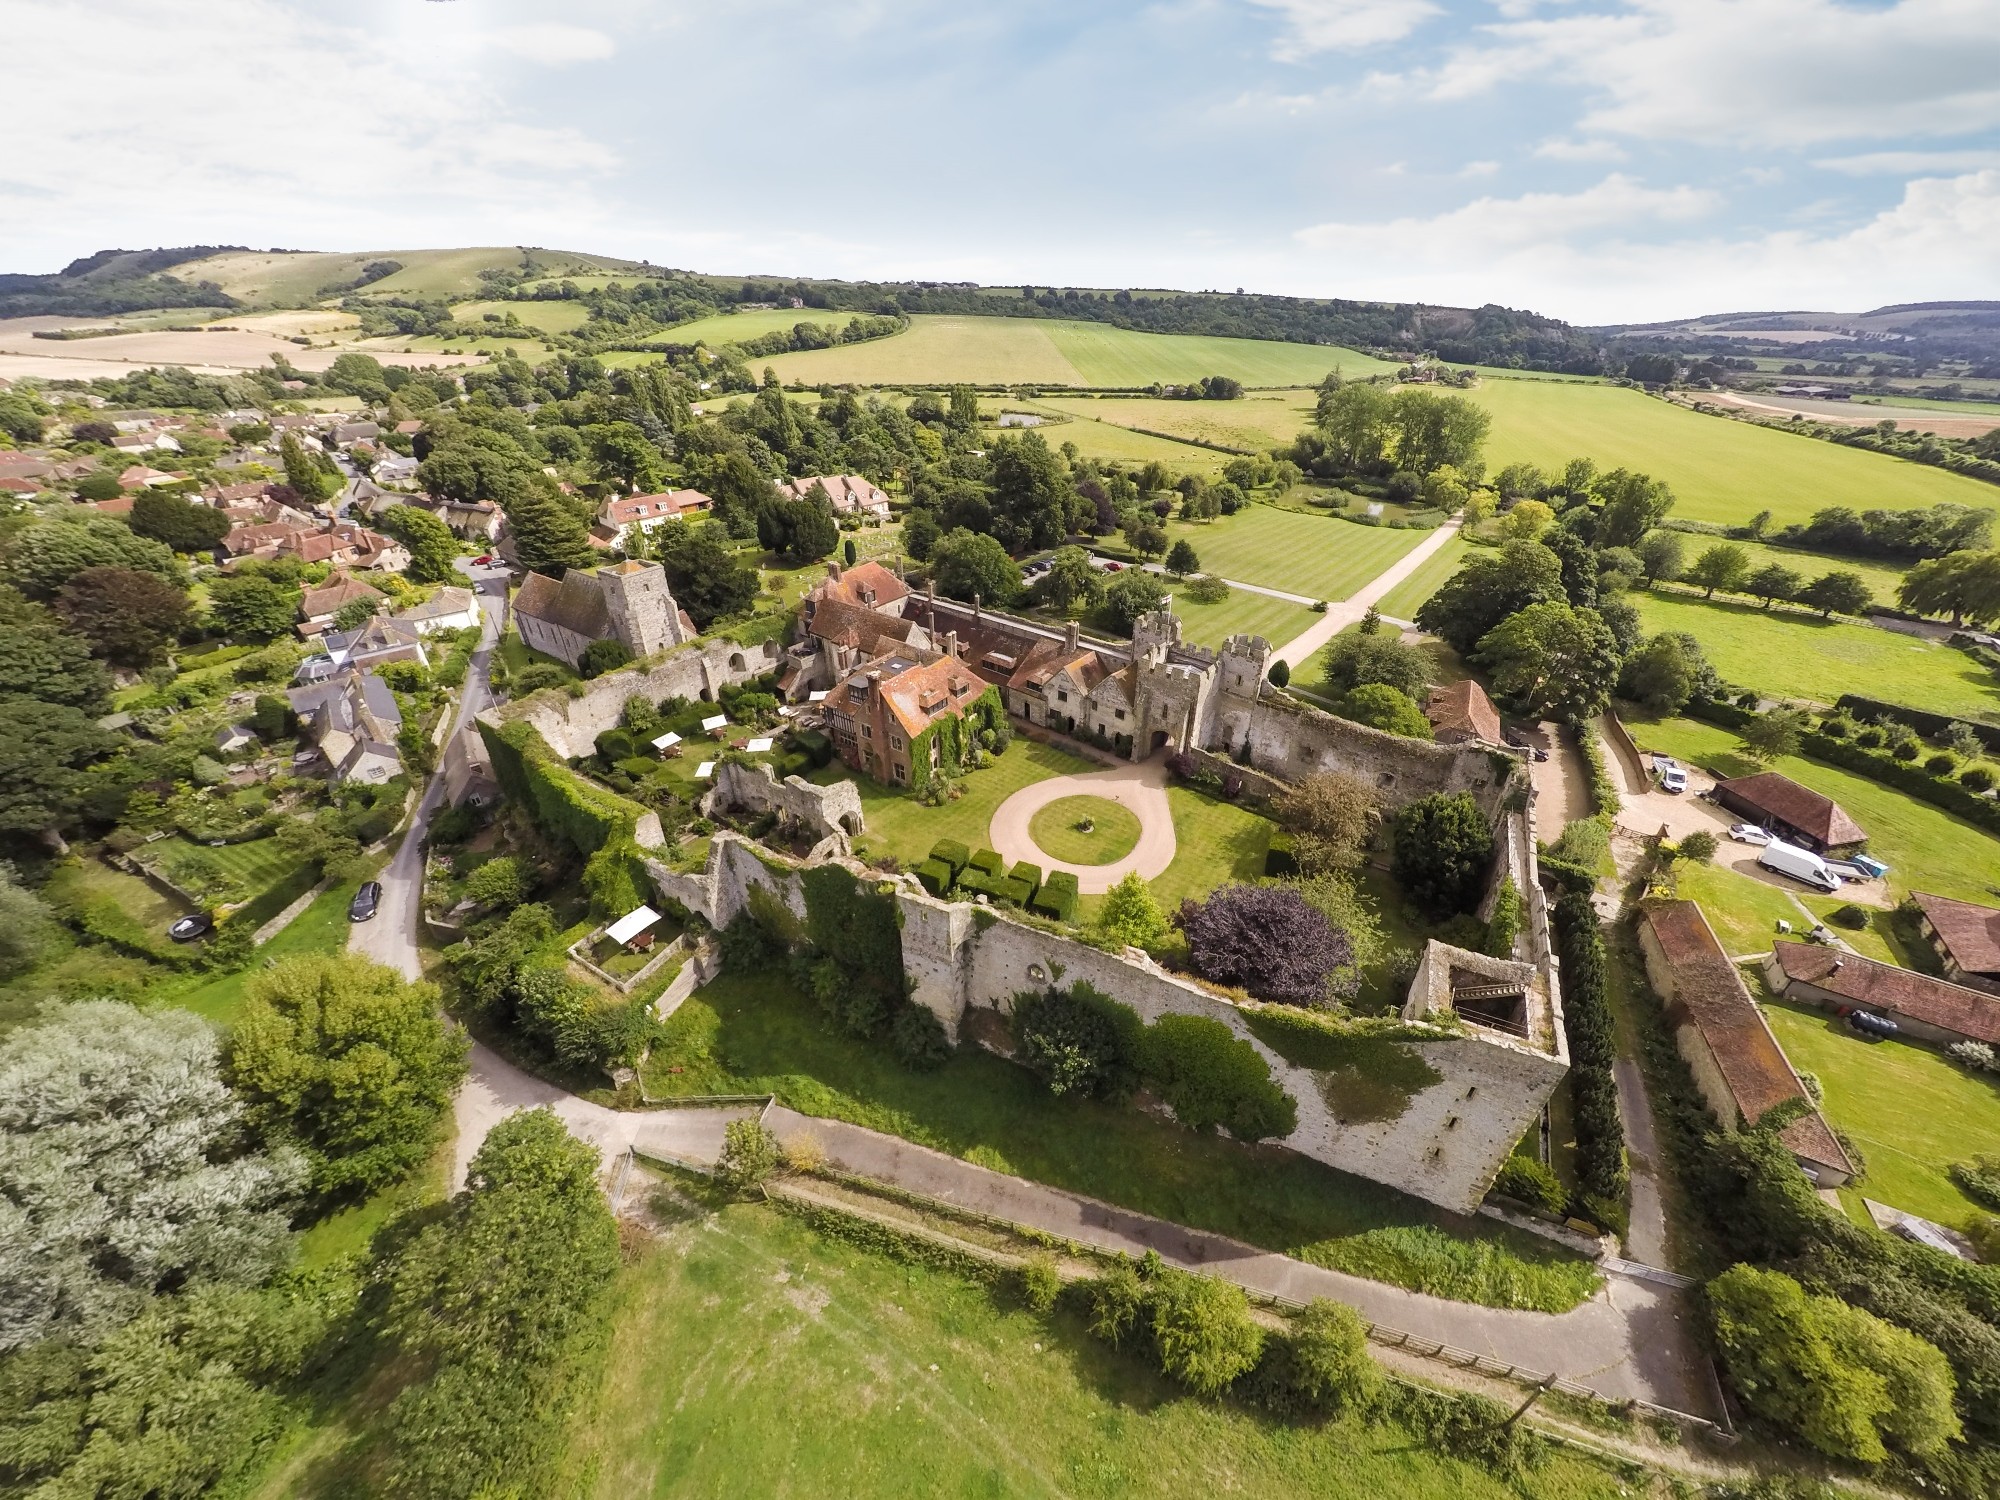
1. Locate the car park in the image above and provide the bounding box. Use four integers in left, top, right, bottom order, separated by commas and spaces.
167, 913, 214, 942
348, 880, 383, 922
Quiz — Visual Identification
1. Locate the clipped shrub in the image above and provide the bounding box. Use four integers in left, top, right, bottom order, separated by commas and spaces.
1854, 725, 1886, 748
889, 1003, 951, 1071
968, 847, 1006, 877
1493, 1155, 1567, 1216
1925, 752, 1958, 776
929, 838, 971, 875
990, 877, 1032, 907
1826, 903, 1870, 931
1006, 860, 1043, 896
1962, 766, 1995, 793
1029, 870, 1080, 924
1137, 1013, 1297, 1141
913, 859, 954, 897
594, 727, 641, 763
794, 729, 834, 768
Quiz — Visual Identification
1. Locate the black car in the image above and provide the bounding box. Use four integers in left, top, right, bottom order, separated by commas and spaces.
348, 880, 383, 923
167, 912, 214, 943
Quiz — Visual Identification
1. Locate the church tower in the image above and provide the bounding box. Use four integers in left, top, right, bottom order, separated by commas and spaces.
600, 560, 690, 658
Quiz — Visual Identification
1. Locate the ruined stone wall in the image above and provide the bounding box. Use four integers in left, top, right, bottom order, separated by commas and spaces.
703, 761, 863, 845
508, 638, 780, 759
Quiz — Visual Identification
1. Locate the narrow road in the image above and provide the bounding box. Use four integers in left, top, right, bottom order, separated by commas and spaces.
348, 560, 507, 981
1270, 512, 1465, 669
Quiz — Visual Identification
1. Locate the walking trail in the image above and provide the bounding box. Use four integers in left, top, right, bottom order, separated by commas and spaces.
986, 756, 1175, 894
1269, 512, 1465, 669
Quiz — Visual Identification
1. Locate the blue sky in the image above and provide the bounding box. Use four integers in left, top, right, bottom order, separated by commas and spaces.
5, 0, 1997, 322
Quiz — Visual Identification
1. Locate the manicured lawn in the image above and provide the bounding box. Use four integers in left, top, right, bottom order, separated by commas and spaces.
824, 739, 1099, 867
1458, 379, 2000, 529
1624, 714, 2000, 906
1760, 994, 2000, 1227
1161, 578, 1314, 650
1671, 860, 1806, 957
1372, 533, 1470, 622
644, 970, 1598, 1311
147, 834, 297, 903
1158, 505, 1431, 603
565, 1199, 1630, 1500
1028, 794, 1140, 864
1629, 590, 2000, 721
497, 625, 575, 680
1106, 785, 1275, 919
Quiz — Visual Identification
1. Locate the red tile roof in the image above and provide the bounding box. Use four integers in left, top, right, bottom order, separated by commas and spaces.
1425, 679, 1503, 743
1913, 892, 2000, 977
1642, 902, 1852, 1174
1772, 941, 2000, 1043
599, 489, 712, 526
816, 560, 907, 611
1715, 772, 1864, 847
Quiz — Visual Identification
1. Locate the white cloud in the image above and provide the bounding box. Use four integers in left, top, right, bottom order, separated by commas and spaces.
1242, 0, 1441, 57
1425, 0, 2000, 146
1816, 149, 2000, 176
1459, 160, 1501, 177
1534, 137, 1626, 162
488, 23, 617, 65
1296, 173, 1716, 253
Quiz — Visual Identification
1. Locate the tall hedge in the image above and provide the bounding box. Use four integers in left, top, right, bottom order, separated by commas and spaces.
799, 864, 903, 997
478, 719, 650, 916
1551, 891, 1626, 1212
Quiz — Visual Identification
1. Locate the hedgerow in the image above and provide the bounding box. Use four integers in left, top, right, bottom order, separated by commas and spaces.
1550, 891, 1626, 1217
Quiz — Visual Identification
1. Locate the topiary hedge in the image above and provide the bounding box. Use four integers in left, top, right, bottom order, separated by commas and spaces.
929, 838, 970, 875
1006, 860, 1043, 897
1552, 892, 1626, 1213
1030, 871, 1080, 923
913, 859, 954, 897
968, 847, 1006, 877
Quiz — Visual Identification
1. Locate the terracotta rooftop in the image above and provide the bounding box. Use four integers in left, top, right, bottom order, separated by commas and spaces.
299, 573, 385, 619
1425, 679, 1504, 743
808, 596, 921, 656
1771, 941, 2000, 1044
816, 560, 908, 611
1913, 892, 2000, 978
599, 489, 711, 526
1715, 771, 1864, 847
1642, 902, 1853, 1175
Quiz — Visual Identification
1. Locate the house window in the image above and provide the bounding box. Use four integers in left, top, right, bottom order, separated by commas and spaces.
1056, 690, 1068, 703
861, 725, 872, 739
891, 734, 904, 750
894, 762, 907, 782
1115, 709, 1126, 722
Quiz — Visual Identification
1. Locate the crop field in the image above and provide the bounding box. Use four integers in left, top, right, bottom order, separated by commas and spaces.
450, 298, 593, 335
1628, 591, 2000, 720
1018, 412, 1232, 475
1624, 714, 2000, 906
757, 315, 1393, 389
645, 306, 847, 345
1160, 505, 1431, 603
1371, 533, 1470, 621
1035, 389, 1320, 452
564, 1200, 1629, 1500
1456, 381, 1999, 529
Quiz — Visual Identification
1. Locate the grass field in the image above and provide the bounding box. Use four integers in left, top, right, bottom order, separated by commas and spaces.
1029, 795, 1141, 863
565, 1198, 1629, 1500
1455, 381, 2000, 529
646, 306, 847, 345
1628, 591, 2000, 720
1036, 389, 1321, 452
450, 298, 593, 335
1014, 412, 1235, 476
645, 970, 1598, 1311
1671, 860, 1806, 956
1702, 537, 1911, 604
1623, 714, 2000, 906
1159, 578, 1314, 651
1761, 994, 2000, 1227
178, 246, 637, 305
1159, 505, 1431, 603
1372, 533, 1470, 621
757, 315, 1394, 389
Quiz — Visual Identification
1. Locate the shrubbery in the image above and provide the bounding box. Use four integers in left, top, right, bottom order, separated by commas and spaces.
1552, 893, 1626, 1216
1391, 792, 1494, 919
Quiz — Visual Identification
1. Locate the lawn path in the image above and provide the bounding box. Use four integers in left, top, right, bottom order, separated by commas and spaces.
1268, 514, 1465, 669
986, 758, 1176, 894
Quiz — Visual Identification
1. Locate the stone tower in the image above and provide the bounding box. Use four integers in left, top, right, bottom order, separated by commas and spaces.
1131, 608, 1183, 663
1217, 634, 1271, 699
600, 560, 690, 658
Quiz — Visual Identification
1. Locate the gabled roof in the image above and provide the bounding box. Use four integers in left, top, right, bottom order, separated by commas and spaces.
1426, 679, 1504, 743
807, 597, 920, 656
1913, 892, 2000, 977
1715, 772, 1864, 847
514, 568, 611, 638
398, 586, 477, 623
1772, 940, 2000, 1044
1641, 903, 1852, 1175
299, 573, 385, 620
599, 489, 712, 526
875, 655, 987, 739
778, 474, 890, 512
817, 560, 907, 611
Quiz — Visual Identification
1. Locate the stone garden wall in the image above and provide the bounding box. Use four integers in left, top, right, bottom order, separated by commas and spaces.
511, 638, 780, 759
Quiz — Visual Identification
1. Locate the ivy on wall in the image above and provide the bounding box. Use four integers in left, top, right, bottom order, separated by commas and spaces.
477, 718, 651, 916
800, 863, 904, 997
904, 685, 1005, 792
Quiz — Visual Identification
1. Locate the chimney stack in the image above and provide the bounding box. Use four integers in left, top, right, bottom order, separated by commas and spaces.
827, 560, 842, 580
1064, 621, 1080, 653
972, 592, 982, 623
944, 629, 959, 659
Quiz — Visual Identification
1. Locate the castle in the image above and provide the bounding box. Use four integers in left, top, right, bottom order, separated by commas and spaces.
512, 559, 694, 670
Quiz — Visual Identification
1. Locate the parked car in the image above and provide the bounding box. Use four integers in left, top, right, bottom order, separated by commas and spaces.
1103, 561, 1123, 572
167, 912, 214, 943
1847, 1009, 1900, 1040
472, 554, 494, 566
1759, 839, 1842, 893
348, 880, 383, 923
1728, 823, 1772, 845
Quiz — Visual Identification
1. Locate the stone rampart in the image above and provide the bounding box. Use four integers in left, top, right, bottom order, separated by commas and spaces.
703, 760, 863, 845
508, 637, 780, 759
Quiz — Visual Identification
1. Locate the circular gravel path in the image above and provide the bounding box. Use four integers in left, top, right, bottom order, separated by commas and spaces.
989, 759, 1176, 894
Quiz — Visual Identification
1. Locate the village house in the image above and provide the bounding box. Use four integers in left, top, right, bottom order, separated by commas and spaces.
297, 572, 386, 636
112, 431, 181, 454
1638, 903, 1853, 1186
1911, 892, 2000, 994
821, 651, 996, 787
512, 559, 693, 669
297, 617, 428, 681
395, 585, 481, 635
221, 520, 409, 573
1424, 679, 1505, 746
1710, 771, 1865, 853
776, 473, 892, 519
331, 420, 380, 447
285, 668, 403, 784
592, 488, 713, 550
1765, 942, 2000, 1051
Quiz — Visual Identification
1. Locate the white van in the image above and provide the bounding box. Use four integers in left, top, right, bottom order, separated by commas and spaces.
1759, 839, 1842, 893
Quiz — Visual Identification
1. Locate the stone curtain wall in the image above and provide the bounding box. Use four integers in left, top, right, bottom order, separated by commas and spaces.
652, 834, 1568, 1215
507, 638, 781, 759
704, 761, 864, 845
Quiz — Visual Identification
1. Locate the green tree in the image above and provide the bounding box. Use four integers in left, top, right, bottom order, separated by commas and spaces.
1678, 830, 1718, 864
128, 488, 230, 553
1745, 563, 1803, 609
583, 421, 667, 493
931, 527, 1021, 605
1123, 517, 1168, 560
279, 432, 338, 504
1616, 631, 1715, 714
1500, 498, 1554, 539
1897, 549, 2000, 627
1392, 791, 1494, 920
1103, 569, 1172, 631
717, 1118, 781, 1191
1634, 529, 1685, 585
1099, 872, 1165, 948
1288, 1299, 1380, 1412
227, 955, 467, 1199
1593, 468, 1675, 548
1798, 571, 1872, 619
505, 484, 599, 576
72, 469, 124, 502
1274, 771, 1377, 876
1338, 682, 1434, 737
1, 512, 183, 598
463, 855, 534, 909
901, 507, 942, 561
52, 565, 192, 667
988, 431, 1076, 550
383, 1109, 620, 1498
0, 591, 112, 711
1318, 629, 1433, 701
379, 504, 460, 583
1164, 539, 1200, 576
1150, 1269, 1264, 1396
0, 701, 111, 838
1686, 542, 1750, 598
207, 574, 298, 642
652, 520, 759, 626
0, 867, 60, 980
1386, 389, 1490, 476
1036, 544, 1102, 614
1415, 539, 1564, 654
578, 638, 633, 678
1740, 707, 1810, 763
1475, 601, 1623, 723
0, 1002, 304, 1353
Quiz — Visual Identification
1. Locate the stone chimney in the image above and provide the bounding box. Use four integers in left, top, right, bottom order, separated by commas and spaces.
1064, 621, 1080, 653
944, 629, 959, 659
826, 560, 842, 581
972, 592, 982, 623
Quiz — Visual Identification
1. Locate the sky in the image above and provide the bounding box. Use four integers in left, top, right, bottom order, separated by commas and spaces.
4, 0, 1998, 324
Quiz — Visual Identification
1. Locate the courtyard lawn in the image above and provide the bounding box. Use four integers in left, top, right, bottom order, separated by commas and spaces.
1028, 795, 1141, 864
1110, 783, 1275, 917
1671, 859, 1806, 957
824, 739, 1100, 867
1156, 505, 1432, 603
1161, 579, 1314, 651
1760, 994, 2000, 1227
1623, 714, 2000, 906
644, 970, 1598, 1312
1372, 533, 1471, 622
147, 834, 298, 904
562, 1199, 1630, 1500
1629, 590, 2000, 721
